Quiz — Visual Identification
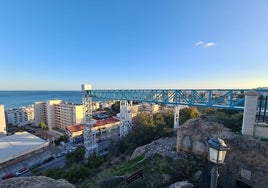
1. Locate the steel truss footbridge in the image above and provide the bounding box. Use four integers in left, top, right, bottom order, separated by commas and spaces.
82, 85, 268, 157
89, 88, 268, 110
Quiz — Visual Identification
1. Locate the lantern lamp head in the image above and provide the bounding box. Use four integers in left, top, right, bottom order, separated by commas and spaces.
207, 137, 230, 164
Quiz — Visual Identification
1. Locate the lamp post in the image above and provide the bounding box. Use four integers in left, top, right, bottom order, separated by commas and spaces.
207, 137, 230, 188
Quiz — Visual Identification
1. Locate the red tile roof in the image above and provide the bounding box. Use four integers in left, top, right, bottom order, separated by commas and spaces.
66, 124, 83, 133
94, 118, 120, 128
66, 118, 120, 133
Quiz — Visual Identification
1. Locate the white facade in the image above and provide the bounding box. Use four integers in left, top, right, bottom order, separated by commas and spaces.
6, 106, 34, 126
93, 102, 100, 110
34, 102, 47, 127
34, 100, 83, 131
46, 99, 62, 130
0, 105, 6, 137
54, 102, 83, 130
138, 103, 160, 113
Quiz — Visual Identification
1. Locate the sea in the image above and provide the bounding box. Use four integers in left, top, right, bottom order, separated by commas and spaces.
0, 91, 83, 109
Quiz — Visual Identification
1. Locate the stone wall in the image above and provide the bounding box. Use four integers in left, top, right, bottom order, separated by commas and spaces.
177, 118, 268, 188
254, 122, 268, 139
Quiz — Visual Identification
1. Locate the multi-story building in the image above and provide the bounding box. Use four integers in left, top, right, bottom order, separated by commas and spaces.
34, 100, 83, 131
34, 102, 47, 127
66, 117, 120, 143
54, 102, 83, 130
0, 105, 6, 137
46, 99, 62, 130
138, 103, 160, 113
6, 106, 34, 126
92, 102, 100, 110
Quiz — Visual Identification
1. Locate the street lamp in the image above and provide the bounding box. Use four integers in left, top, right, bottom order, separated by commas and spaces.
207, 137, 230, 188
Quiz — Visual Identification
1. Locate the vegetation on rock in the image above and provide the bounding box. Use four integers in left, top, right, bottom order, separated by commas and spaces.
201, 108, 243, 132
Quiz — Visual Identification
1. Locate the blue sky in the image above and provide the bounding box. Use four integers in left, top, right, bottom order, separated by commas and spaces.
0, 0, 267, 90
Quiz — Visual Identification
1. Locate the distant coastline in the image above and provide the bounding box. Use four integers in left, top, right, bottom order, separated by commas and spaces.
0, 91, 83, 109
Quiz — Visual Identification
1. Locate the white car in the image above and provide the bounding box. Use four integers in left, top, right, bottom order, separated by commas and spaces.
15, 167, 29, 176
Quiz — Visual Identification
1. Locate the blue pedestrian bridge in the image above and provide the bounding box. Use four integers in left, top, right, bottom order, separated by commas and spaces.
87, 88, 268, 110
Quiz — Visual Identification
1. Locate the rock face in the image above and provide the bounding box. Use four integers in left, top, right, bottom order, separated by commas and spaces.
177, 118, 268, 188
220, 133, 268, 188
0, 176, 75, 188
130, 136, 178, 160
177, 118, 226, 157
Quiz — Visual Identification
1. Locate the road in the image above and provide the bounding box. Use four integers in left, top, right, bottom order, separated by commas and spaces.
4, 130, 120, 179
22, 156, 66, 177
41, 156, 65, 171
97, 132, 120, 153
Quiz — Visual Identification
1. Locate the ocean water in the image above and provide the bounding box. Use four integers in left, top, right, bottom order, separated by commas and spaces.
0, 91, 83, 109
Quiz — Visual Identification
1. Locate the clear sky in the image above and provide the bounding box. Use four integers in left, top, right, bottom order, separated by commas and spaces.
0, 0, 267, 90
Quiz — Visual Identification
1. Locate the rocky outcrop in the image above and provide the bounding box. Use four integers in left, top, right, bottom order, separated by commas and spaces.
0, 176, 75, 188
177, 118, 227, 157
177, 118, 268, 188
219, 133, 268, 187
167, 181, 193, 188
130, 136, 178, 160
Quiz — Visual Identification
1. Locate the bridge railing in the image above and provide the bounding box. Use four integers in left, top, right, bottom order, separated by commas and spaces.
256, 95, 268, 123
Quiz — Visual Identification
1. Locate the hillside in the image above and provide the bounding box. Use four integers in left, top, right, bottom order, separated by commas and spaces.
76, 135, 203, 188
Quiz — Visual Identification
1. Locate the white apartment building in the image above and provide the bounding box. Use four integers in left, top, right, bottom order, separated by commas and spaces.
34, 102, 47, 127
93, 102, 100, 110
46, 99, 62, 130
0, 105, 6, 137
6, 106, 34, 126
138, 103, 160, 113
54, 102, 83, 130
34, 100, 83, 131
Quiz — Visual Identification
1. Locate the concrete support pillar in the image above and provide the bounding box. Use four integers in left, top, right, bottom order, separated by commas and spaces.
119, 100, 132, 137
174, 105, 180, 129
242, 90, 259, 136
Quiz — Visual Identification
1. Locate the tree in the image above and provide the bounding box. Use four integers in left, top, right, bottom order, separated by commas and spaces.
163, 109, 174, 128
180, 107, 200, 125
134, 112, 154, 127
65, 163, 92, 183
111, 101, 120, 114
110, 111, 174, 156
214, 109, 243, 132
66, 145, 85, 166
153, 113, 165, 126
86, 154, 106, 169
39, 121, 48, 130
54, 134, 69, 145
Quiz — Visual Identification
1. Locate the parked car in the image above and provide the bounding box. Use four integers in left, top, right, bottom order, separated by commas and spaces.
15, 167, 29, 176
1, 173, 14, 180
71, 146, 77, 150
29, 161, 41, 170
42, 156, 54, 164
56, 153, 63, 158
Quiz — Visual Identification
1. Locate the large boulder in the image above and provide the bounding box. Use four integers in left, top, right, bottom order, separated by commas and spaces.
0, 176, 75, 188
130, 136, 177, 160
177, 118, 227, 157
